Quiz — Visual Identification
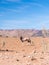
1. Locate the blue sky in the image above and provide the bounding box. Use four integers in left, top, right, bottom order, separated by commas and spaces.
0, 0, 49, 29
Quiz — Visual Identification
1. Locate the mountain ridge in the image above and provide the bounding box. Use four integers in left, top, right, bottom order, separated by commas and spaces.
0, 29, 49, 37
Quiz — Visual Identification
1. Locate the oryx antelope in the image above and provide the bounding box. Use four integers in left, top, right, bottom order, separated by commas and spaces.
20, 36, 31, 43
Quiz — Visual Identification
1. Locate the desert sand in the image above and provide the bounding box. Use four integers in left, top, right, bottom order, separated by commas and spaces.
0, 37, 49, 65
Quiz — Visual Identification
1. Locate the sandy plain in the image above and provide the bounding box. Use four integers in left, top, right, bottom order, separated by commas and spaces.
0, 37, 49, 65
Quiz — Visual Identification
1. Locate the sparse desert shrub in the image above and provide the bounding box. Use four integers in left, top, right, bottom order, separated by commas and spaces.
6, 49, 8, 51
13, 36, 17, 38
31, 41, 35, 46
31, 56, 36, 61
0, 35, 2, 37
6, 36, 8, 38
34, 50, 36, 53
40, 57, 44, 59
42, 51, 44, 54
22, 49, 25, 51
2, 41, 5, 47
23, 55, 26, 57
16, 59, 19, 61
41, 40, 47, 52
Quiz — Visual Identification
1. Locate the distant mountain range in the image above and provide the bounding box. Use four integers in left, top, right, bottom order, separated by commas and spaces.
0, 29, 49, 37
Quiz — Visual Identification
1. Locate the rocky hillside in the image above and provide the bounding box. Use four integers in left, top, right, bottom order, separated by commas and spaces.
0, 29, 49, 37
